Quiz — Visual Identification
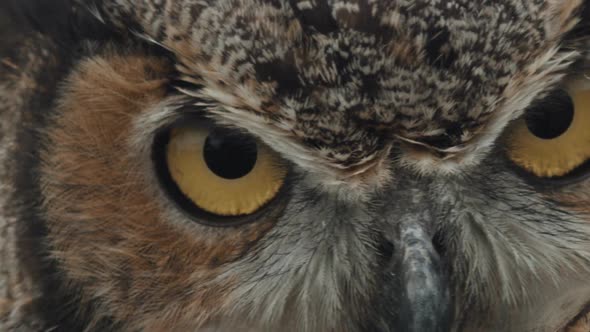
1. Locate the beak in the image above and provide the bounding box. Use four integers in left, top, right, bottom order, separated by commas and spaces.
369, 196, 453, 332
395, 220, 452, 332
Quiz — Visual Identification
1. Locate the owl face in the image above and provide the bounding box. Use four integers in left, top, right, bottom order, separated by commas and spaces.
2, 0, 590, 331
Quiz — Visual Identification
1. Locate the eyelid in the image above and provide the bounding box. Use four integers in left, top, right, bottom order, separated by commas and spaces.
566, 73, 590, 92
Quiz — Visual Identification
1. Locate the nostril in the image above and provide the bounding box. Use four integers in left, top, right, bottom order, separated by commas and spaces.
432, 230, 447, 258
377, 238, 395, 261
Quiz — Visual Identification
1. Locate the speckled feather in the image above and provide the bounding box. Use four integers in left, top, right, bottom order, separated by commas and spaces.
87, 0, 584, 179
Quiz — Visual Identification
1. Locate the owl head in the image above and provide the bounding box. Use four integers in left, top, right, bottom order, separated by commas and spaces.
1, 0, 590, 331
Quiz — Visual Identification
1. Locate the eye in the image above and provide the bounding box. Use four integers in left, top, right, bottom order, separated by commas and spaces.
506, 88, 590, 178
154, 122, 288, 223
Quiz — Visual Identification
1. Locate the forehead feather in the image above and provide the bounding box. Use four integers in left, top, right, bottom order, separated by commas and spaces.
95, 0, 584, 175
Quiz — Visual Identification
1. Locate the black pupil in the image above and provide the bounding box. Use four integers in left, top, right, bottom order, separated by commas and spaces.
525, 90, 574, 140
203, 129, 258, 179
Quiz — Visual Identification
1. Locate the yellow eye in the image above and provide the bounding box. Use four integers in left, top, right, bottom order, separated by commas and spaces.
506, 88, 590, 178
157, 124, 287, 219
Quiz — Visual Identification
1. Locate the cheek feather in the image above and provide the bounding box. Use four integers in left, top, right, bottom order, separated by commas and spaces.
39, 52, 270, 329
552, 184, 590, 221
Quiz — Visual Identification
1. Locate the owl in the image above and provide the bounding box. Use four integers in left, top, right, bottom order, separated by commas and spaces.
1, 0, 590, 331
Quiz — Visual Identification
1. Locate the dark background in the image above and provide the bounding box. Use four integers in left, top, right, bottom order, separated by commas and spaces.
0, 8, 9, 35
0, 5, 18, 56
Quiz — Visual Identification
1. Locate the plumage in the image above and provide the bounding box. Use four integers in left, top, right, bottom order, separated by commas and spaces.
1, 0, 590, 331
